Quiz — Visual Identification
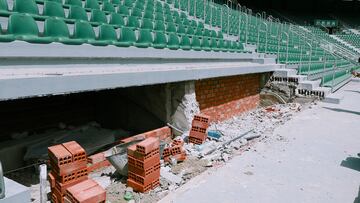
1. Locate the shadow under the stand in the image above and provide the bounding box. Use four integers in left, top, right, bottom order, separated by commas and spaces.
341, 157, 360, 172
323, 107, 360, 116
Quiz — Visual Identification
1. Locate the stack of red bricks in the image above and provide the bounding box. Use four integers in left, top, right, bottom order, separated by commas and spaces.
163, 139, 187, 163
188, 114, 210, 145
64, 179, 106, 203
127, 137, 160, 193
48, 141, 105, 203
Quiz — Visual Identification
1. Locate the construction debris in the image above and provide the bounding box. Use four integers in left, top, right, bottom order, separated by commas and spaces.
188, 114, 211, 145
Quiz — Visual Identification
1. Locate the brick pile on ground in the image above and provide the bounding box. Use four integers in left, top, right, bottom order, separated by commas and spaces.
163, 138, 187, 163
188, 114, 210, 145
48, 141, 105, 203
127, 137, 161, 193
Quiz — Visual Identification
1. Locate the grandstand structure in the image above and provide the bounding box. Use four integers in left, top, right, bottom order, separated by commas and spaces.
0, 0, 358, 102
0, 0, 359, 100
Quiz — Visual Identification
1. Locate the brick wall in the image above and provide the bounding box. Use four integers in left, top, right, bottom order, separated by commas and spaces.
195, 74, 261, 122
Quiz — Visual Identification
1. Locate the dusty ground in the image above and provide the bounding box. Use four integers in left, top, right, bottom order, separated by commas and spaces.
159, 81, 360, 203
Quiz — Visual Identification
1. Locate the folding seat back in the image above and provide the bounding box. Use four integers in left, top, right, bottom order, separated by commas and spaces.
85, 0, 100, 10
109, 13, 125, 27
154, 20, 165, 31
13, 0, 39, 15
103, 1, 116, 13
127, 16, 140, 28
43, 1, 65, 18
166, 23, 176, 33
167, 33, 179, 49
69, 5, 88, 21
8, 14, 38, 36
44, 17, 70, 38
91, 9, 107, 24
98, 24, 118, 41
141, 18, 153, 29
153, 31, 166, 48
135, 29, 153, 47
73, 20, 96, 40
65, 0, 82, 6
118, 5, 129, 16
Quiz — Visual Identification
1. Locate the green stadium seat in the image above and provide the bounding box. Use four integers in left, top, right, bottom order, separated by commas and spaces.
131, 8, 142, 17
177, 24, 186, 34
198, 22, 204, 28
211, 38, 219, 51
68, 6, 88, 21
111, 0, 121, 3
85, 0, 100, 10
124, 0, 133, 7
141, 18, 153, 29
187, 27, 195, 35
153, 31, 166, 49
191, 36, 201, 51
190, 20, 197, 27
180, 35, 191, 50
109, 13, 125, 27
143, 11, 154, 19
73, 20, 105, 45
135, 29, 153, 48
202, 37, 211, 51
166, 23, 177, 33
174, 16, 181, 24
97, 24, 118, 45
167, 33, 179, 50
117, 27, 136, 47
204, 29, 211, 37
102, 1, 116, 13
118, 5, 130, 16
43, 17, 84, 44
210, 30, 217, 38
0, 0, 10, 16
65, 0, 82, 6
90, 9, 108, 24
13, 0, 39, 16
43, 1, 66, 18
155, 12, 164, 21
7, 13, 51, 43
154, 20, 165, 31
127, 16, 140, 28
195, 28, 203, 36
165, 14, 173, 23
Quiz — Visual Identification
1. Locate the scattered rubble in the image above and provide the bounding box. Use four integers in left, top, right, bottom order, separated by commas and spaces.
26, 102, 308, 203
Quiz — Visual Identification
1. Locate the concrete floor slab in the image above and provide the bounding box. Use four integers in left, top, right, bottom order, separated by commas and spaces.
159, 81, 360, 203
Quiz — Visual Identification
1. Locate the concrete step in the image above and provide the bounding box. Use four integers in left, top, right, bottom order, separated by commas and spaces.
273, 69, 298, 77
323, 92, 344, 104
298, 79, 321, 90
313, 87, 332, 97
285, 64, 299, 69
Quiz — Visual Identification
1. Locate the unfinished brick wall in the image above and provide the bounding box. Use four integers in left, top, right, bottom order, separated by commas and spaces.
195, 74, 261, 122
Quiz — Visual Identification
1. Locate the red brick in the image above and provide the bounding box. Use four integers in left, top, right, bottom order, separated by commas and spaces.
162, 147, 171, 159
49, 172, 55, 189
128, 162, 160, 177
128, 166, 160, 186
55, 176, 88, 195
66, 179, 105, 203
127, 178, 159, 193
127, 153, 160, 170
54, 166, 88, 184
171, 139, 184, 147
188, 136, 205, 145
48, 144, 72, 166
68, 184, 106, 203
128, 144, 160, 161
62, 141, 87, 162
136, 137, 160, 155
51, 187, 65, 203
170, 145, 182, 156
51, 160, 87, 176
87, 160, 111, 172
120, 127, 171, 144
87, 153, 106, 164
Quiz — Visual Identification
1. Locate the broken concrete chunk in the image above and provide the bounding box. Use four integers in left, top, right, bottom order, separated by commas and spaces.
160, 168, 182, 185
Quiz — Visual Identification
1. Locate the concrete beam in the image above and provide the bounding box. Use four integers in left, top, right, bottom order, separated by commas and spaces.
0, 62, 279, 100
